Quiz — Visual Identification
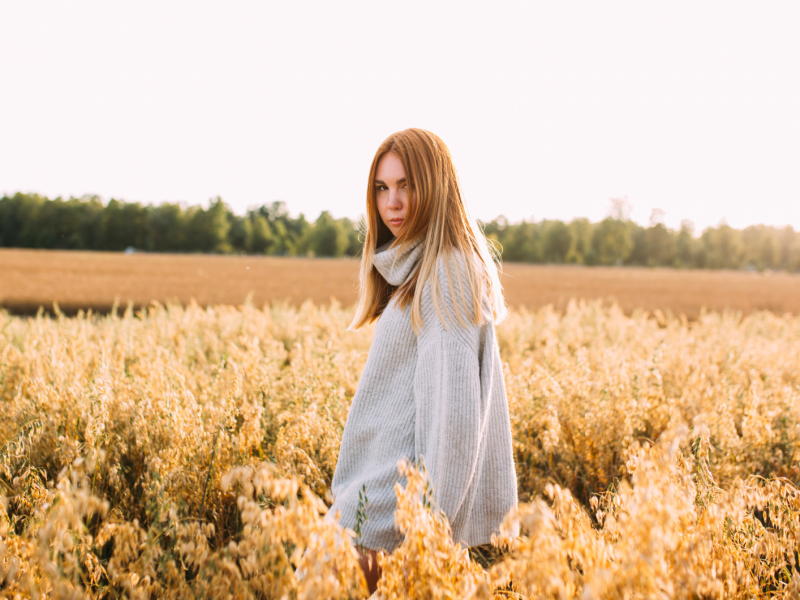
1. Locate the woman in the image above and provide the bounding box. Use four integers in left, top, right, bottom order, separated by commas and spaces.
327, 128, 518, 595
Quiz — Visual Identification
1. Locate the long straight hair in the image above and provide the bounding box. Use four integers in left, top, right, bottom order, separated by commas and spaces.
349, 128, 507, 333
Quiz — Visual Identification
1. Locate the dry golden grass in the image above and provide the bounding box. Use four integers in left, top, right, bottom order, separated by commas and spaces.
3, 248, 800, 318
1, 300, 799, 598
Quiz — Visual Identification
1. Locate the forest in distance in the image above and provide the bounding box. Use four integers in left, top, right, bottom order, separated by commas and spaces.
2, 191, 800, 272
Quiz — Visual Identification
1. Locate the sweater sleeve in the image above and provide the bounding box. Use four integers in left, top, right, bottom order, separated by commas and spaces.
413, 327, 484, 524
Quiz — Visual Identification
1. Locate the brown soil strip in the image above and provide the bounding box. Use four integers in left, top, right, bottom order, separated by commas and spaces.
2, 248, 799, 319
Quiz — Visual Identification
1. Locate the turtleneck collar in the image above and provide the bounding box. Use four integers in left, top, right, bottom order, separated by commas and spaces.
372, 235, 425, 286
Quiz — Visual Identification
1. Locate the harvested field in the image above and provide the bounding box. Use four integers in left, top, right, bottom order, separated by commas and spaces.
0, 249, 361, 315
501, 262, 800, 318
2, 247, 800, 318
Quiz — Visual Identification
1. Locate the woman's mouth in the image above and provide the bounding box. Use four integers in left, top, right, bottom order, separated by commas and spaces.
390, 218, 404, 226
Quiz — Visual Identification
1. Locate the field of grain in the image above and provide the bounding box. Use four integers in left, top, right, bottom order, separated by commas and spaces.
1, 300, 799, 598
3, 248, 800, 318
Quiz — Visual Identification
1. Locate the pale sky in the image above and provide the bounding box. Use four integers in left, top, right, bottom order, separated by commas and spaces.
1, 1, 799, 232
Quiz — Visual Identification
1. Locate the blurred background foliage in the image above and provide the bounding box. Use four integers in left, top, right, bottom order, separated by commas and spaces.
1, 192, 799, 271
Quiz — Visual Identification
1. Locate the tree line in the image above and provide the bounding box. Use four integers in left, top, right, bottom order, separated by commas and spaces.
1, 192, 799, 271
0, 193, 361, 258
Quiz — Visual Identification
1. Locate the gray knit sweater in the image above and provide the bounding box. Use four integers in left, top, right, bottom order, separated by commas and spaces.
326, 236, 518, 552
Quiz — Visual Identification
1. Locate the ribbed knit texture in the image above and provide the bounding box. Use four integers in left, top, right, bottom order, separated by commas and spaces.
326, 235, 518, 552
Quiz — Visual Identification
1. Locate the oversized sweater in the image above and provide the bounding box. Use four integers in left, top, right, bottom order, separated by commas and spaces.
326, 235, 518, 552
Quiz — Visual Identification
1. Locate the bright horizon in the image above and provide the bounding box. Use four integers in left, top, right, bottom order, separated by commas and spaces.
1, 2, 799, 232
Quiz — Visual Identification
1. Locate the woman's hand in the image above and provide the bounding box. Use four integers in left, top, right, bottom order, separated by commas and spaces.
356, 546, 382, 595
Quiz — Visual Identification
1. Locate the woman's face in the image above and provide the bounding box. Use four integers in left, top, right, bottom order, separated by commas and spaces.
374, 152, 411, 237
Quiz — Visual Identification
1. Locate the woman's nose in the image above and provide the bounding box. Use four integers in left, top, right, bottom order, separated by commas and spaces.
388, 191, 402, 209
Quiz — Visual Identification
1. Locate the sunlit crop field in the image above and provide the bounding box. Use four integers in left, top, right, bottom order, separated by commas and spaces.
1, 301, 799, 598
3, 248, 800, 319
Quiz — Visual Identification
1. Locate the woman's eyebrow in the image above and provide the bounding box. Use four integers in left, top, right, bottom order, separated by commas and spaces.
373, 178, 407, 185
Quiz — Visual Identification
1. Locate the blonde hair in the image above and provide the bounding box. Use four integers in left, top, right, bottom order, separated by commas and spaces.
349, 128, 507, 333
